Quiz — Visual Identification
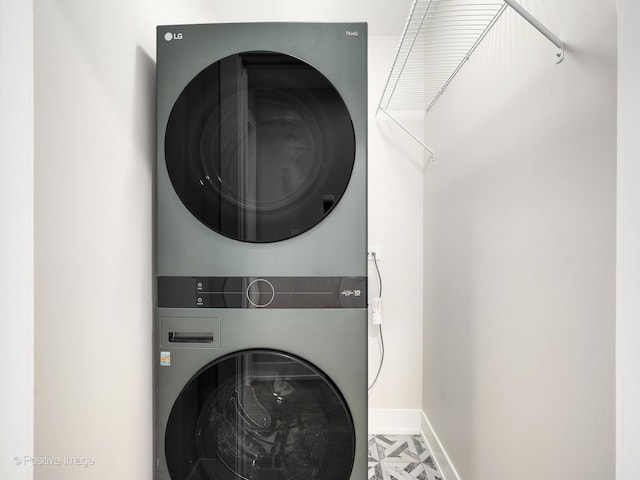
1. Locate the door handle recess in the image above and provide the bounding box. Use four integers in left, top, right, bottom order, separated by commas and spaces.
168, 332, 214, 343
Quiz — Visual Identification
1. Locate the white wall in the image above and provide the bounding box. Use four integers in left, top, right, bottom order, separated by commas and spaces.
0, 1, 34, 479
367, 35, 425, 424
617, 0, 640, 478
422, 1, 616, 479
33, 1, 216, 479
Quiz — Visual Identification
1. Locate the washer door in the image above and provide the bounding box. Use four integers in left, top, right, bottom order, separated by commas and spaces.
165, 51, 356, 243
165, 350, 355, 480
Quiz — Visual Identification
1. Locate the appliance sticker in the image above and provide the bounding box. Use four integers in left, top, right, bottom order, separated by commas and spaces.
160, 351, 171, 366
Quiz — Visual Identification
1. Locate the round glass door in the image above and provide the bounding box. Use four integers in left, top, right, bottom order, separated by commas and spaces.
165, 51, 356, 243
165, 350, 355, 480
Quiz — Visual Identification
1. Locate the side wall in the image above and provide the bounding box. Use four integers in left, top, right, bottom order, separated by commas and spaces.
0, 1, 34, 479
617, 0, 640, 478
368, 35, 425, 427
33, 1, 215, 479
421, 1, 617, 479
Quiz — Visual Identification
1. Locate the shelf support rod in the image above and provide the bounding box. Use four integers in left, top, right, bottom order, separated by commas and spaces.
378, 107, 435, 159
503, 0, 564, 63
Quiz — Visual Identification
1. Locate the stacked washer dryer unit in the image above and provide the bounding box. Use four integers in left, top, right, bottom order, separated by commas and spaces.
155, 23, 368, 480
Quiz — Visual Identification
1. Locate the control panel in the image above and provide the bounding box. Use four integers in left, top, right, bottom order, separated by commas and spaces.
158, 276, 367, 309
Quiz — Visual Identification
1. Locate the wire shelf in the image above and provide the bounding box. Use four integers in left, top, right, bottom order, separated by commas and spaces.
377, 0, 563, 116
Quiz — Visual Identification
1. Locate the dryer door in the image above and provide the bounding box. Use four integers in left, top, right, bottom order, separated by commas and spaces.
164, 51, 356, 243
165, 350, 355, 480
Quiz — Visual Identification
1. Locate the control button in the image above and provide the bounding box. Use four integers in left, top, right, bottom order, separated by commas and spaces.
246, 279, 275, 308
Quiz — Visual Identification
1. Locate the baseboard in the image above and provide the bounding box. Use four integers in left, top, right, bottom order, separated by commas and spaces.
368, 408, 422, 434
367, 408, 462, 480
420, 411, 462, 480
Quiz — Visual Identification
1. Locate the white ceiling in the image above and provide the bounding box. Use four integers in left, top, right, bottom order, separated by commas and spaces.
210, 0, 414, 35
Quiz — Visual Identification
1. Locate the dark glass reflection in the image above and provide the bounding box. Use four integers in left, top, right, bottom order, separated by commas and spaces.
165, 52, 356, 243
165, 350, 355, 480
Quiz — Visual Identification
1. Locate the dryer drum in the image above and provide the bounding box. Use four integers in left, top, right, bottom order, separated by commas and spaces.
199, 88, 324, 212
164, 51, 356, 243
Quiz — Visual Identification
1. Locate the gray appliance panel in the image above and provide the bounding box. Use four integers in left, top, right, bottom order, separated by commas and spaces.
155, 307, 367, 480
156, 23, 367, 277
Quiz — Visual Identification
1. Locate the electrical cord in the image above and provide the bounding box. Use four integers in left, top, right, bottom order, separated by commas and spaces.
368, 251, 384, 391
373, 251, 382, 298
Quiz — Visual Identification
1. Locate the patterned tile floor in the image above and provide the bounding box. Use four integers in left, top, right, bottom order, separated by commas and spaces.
368, 434, 443, 480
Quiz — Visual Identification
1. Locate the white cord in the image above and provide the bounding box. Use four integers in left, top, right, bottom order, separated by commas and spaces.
368, 252, 384, 390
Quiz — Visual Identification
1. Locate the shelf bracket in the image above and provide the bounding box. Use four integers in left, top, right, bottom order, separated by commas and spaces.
377, 107, 435, 160
504, 0, 564, 63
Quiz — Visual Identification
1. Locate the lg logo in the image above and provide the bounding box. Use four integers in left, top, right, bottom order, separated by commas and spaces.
164, 32, 183, 41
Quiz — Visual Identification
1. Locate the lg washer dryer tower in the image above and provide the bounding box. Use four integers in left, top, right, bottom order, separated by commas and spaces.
156, 23, 367, 480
